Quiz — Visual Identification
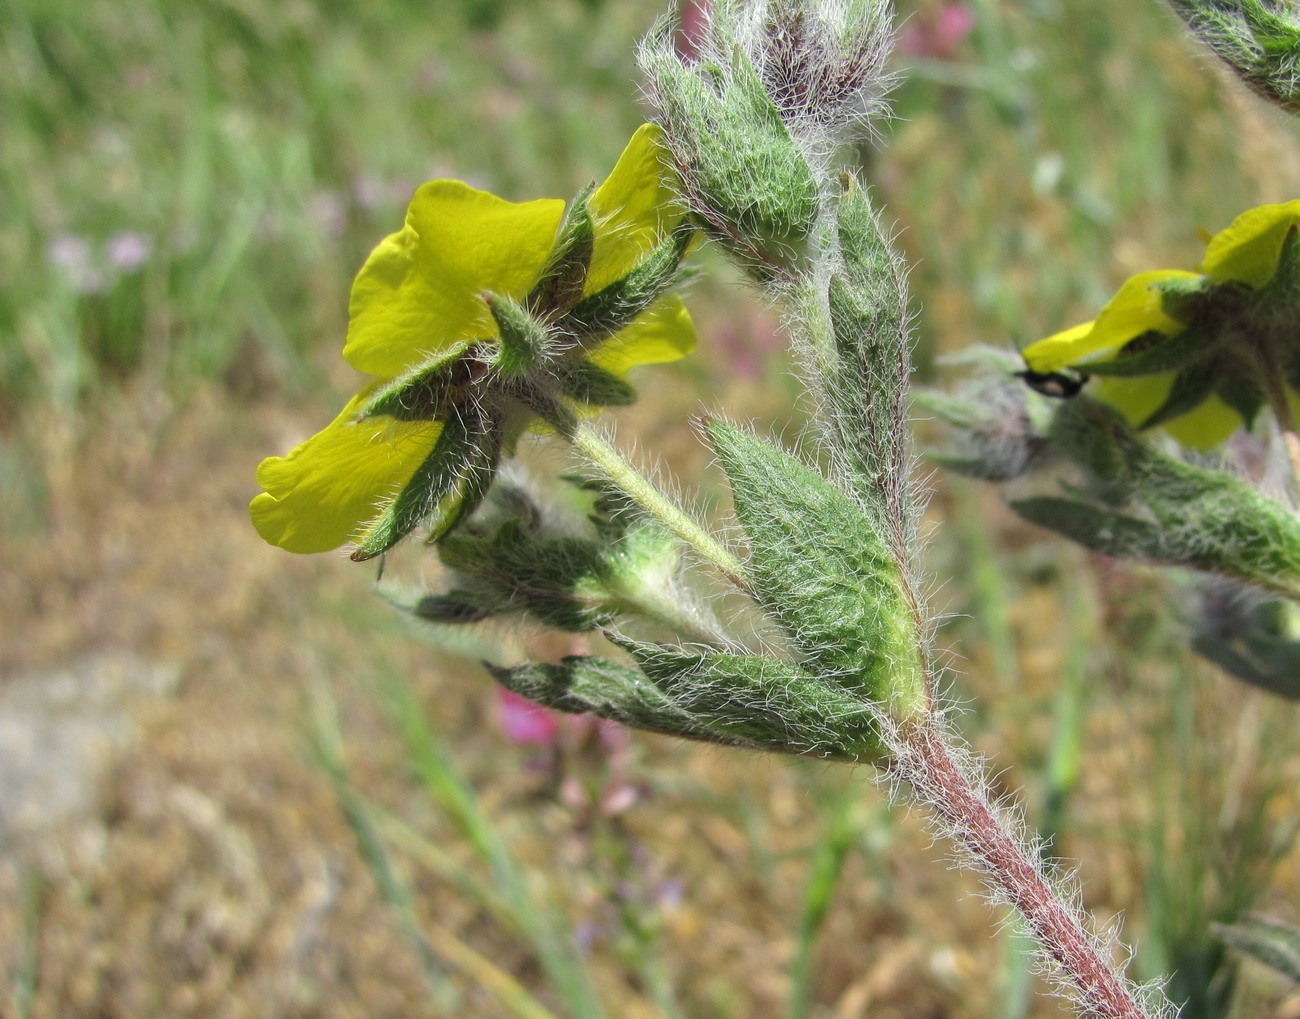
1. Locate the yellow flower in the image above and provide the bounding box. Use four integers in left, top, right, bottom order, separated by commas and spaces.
1021, 200, 1300, 449
251, 124, 696, 558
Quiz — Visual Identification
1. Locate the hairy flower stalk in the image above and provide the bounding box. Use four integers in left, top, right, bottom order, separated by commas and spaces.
638, 2, 1169, 1016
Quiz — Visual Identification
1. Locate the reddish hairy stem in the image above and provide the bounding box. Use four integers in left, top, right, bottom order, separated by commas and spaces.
891, 722, 1154, 1019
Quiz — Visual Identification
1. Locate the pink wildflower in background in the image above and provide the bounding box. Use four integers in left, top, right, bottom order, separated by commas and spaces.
897, 3, 973, 61
496, 688, 563, 746
105, 231, 153, 273
47, 234, 107, 294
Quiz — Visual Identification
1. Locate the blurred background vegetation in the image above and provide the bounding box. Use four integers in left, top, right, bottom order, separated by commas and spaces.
2, 0, 1299, 1017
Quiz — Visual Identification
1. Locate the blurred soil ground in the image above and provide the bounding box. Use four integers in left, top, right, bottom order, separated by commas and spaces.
4, 369, 1299, 1017
0, 370, 992, 1018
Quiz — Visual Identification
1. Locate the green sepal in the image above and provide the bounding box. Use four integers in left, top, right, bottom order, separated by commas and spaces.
360, 344, 475, 422
562, 224, 694, 345
566, 475, 650, 542
556, 359, 637, 407
706, 420, 927, 719
1138, 360, 1221, 430
487, 293, 554, 378
412, 594, 493, 625
1009, 496, 1166, 562
487, 656, 722, 743
428, 474, 680, 632
1282, 339, 1300, 396
1045, 398, 1139, 500
528, 183, 595, 315
1257, 222, 1300, 315
916, 384, 1051, 482
437, 520, 613, 632
1206, 358, 1264, 427
615, 638, 885, 760
1214, 915, 1300, 984
351, 408, 502, 561
1080, 325, 1214, 378
1153, 274, 1246, 326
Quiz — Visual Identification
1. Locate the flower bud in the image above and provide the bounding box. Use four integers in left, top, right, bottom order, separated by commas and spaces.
639, 13, 821, 276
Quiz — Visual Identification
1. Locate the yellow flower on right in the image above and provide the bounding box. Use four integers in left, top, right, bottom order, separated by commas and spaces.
1021, 200, 1300, 449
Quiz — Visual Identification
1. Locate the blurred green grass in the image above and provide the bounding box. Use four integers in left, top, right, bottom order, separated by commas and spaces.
0, 0, 655, 413
3, 0, 1291, 409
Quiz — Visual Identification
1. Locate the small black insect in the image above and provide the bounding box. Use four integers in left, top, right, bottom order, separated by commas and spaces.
1015, 369, 1089, 398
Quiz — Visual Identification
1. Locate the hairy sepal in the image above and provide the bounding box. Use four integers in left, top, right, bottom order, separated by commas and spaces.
351, 409, 500, 561
487, 656, 730, 745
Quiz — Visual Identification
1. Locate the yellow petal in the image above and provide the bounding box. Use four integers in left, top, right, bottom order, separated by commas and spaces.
1093, 375, 1241, 449
1093, 374, 1174, 429
1022, 321, 1095, 373
250, 387, 443, 553
586, 293, 697, 376
1201, 200, 1300, 288
1021, 270, 1196, 372
345, 182, 566, 377
586, 123, 682, 296
1086, 270, 1196, 353
1161, 395, 1242, 449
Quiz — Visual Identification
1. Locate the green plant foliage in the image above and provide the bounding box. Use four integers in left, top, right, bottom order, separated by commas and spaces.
1215, 914, 1300, 986
706, 419, 927, 718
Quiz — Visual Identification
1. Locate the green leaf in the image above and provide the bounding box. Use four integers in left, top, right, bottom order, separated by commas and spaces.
1215, 915, 1300, 985
487, 656, 721, 743
1010, 497, 1166, 561
616, 639, 884, 760
707, 420, 927, 719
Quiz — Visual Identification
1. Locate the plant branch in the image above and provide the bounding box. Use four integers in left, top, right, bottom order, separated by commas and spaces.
889, 718, 1164, 1019
565, 419, 750, 592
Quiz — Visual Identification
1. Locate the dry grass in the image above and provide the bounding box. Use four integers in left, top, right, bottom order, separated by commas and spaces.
3, 358, 1299, 1017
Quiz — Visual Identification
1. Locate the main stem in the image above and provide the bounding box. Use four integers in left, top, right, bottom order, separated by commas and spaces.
892, 720, 1160, 1019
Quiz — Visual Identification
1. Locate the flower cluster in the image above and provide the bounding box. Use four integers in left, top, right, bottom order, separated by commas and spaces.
251, 125, 696, 559
1021, 201, 1300, 449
